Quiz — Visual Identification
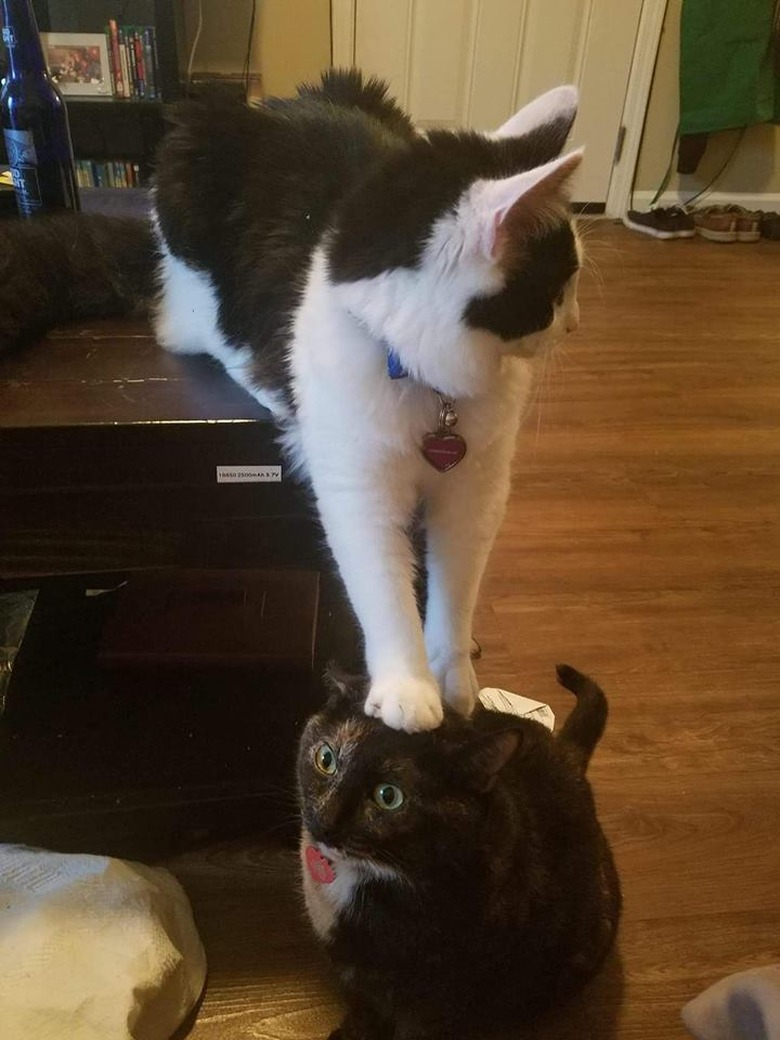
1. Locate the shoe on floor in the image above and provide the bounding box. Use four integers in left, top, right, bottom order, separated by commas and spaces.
733, 209, 761, 242
692, 205, 760, 243
623, 206, 696, 239
759, 211, 780, 240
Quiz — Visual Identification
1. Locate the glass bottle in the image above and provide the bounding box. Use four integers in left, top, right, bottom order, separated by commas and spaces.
1, 0, 79, 216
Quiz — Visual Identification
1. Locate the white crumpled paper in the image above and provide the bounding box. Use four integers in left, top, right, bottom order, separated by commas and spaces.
0, 845, 207, 1040
479, 686, 556, 731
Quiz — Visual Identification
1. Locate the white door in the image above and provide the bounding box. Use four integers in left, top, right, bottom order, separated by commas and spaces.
332, 0, 647, 205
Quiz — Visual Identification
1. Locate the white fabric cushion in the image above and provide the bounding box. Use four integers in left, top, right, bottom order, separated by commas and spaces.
0, 844, 207, 1040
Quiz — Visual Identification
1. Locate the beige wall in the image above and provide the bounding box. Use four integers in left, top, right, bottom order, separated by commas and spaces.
636, 0, 780, 196
254, 0, 331, 97
180, 0, 330, 95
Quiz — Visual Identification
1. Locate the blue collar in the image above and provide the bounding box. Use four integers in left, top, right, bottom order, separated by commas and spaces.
386, 348, 409, 380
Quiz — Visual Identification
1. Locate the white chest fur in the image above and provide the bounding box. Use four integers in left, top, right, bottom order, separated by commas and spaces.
289, 249, 535, 476
300, 845, 361, 941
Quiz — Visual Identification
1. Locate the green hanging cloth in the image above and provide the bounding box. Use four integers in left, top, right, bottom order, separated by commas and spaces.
678, 0, 779, 171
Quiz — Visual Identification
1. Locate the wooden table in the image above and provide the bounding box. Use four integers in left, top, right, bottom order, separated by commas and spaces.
0, 319, 354, 855
0, 317, 320, 580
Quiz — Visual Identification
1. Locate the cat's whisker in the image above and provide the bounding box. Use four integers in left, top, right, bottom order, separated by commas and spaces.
531, 346, 558, 450
582, 249, 605, 288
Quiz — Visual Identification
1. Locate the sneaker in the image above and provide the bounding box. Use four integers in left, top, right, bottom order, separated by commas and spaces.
732, 208, 761, 243
692, 207, 737, 242
759, 211, 780, 241
692, 205, 762, 243
715, 205, 760, 242
623, 206, 696, 239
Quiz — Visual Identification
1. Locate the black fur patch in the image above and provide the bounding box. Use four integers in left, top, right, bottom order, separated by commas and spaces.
294, 67, 417, 140
0, 214, 155, 351
153, 76, 406, 398
327, 120, 577, 282
464, 223, 580, 340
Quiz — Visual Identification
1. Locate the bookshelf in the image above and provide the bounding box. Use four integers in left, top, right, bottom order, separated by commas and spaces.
1, 0, 185, 183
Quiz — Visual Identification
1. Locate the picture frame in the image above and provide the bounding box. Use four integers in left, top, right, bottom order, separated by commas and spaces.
41, 32, 112, 97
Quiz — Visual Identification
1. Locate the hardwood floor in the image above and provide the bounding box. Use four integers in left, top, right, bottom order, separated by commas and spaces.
165, 223, 780, 1040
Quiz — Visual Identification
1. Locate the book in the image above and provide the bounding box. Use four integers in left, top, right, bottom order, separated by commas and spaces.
117, 27, 131, 98
74, 159, 140, 189
107, 20, 125, 98
126, 28, 137, 98
103, 22, 161, 101
133, 30, 146, 99
143, 28, 157, 101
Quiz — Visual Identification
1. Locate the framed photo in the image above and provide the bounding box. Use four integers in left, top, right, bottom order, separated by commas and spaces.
41, 32, 111, 97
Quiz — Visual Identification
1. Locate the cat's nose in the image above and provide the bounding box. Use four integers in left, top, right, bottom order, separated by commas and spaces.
305, 812, 340, 848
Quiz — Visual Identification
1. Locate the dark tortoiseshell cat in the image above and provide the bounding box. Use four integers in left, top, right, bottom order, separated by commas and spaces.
298, 664, 621, 1040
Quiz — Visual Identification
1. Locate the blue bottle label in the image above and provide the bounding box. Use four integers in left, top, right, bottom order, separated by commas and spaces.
1, 27, 16, 48
10, 165, 42, 214
4, 127, 38, 166
4, 128, 42, 215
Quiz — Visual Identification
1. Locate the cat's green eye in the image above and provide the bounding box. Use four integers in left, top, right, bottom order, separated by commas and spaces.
314, 742, 338, 776
373, 783, 405, 811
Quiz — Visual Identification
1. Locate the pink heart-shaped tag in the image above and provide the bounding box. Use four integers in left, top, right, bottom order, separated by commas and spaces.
421, 432, 467, 472
305, 845, 336, 884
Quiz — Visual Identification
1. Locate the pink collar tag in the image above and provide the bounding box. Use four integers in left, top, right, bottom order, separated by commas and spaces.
305, 845, 336, 884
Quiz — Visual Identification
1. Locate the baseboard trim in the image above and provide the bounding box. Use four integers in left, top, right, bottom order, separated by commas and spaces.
630, 190, 780, 212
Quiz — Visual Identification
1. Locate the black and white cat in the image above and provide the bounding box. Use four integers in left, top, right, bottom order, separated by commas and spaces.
0, 71, 583, 733
298, 663, 621, 1040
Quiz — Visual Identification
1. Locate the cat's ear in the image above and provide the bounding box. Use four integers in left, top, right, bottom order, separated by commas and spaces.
490, 85, 578, 151
323, 663, 366, 706
459, 720, 525, 793
470, 149, 583, 263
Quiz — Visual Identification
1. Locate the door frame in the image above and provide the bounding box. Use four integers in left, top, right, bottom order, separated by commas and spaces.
330, 0, 669, 216
605, 0, 669, 217
331, 0, 356, 67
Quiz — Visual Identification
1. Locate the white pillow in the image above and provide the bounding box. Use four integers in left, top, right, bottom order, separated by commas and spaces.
0, 844, 207, 1040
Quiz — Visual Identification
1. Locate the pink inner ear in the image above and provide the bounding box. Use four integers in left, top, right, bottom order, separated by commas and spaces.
489, 212, 504, 260
477, 149, 583, 264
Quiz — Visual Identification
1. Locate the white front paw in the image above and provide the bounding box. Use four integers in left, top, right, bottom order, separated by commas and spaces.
364, 676, 443, 732
429, 651, 479, 717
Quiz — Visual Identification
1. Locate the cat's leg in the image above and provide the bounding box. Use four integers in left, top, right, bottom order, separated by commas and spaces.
153, 243, 292, 417
423, 433, 515, 715
312, 472, 443, 732
153, 241, 222, 357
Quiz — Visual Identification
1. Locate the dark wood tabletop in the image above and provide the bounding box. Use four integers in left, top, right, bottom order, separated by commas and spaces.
0, 316, 268, 427
0, 318, 319, 580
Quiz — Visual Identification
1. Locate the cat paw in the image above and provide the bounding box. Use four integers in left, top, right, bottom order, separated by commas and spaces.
429, 652, 479, 717
364, 676, 444, 732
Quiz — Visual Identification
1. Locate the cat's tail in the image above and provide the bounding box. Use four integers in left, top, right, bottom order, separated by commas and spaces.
555, 664, 608, 772
297, 68, 416, 138
0, 212, 157, 352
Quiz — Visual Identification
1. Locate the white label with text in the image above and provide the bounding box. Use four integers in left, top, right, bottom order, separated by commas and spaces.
216, 465, 282, 484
